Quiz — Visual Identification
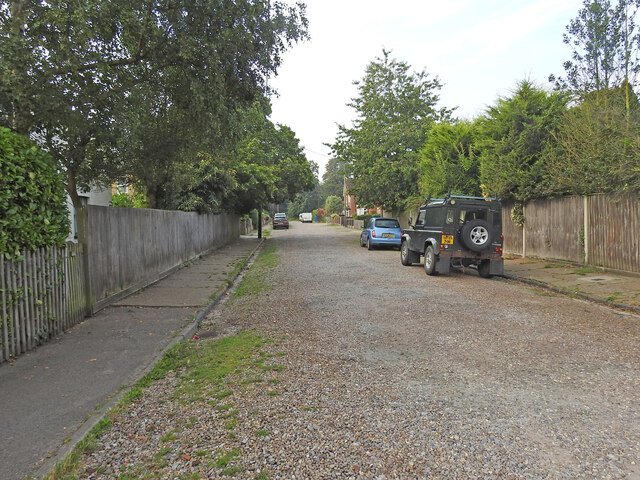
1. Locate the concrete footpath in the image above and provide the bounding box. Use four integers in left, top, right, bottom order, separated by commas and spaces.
0, 236, 263, 480
502, 256, 640, 311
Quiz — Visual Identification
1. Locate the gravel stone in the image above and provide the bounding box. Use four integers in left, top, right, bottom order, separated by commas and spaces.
80, 224, 640, 479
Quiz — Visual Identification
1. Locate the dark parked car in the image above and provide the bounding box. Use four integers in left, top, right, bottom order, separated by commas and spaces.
360, 217, 402, 250
273, 213, 289, 230
401, 195, 503, 278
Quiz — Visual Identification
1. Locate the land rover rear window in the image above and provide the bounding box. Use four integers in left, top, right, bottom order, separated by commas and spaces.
446, 208, 455, 225
459, 208, 488, 223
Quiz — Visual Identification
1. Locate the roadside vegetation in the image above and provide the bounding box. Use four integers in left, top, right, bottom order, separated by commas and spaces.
1, 0, 315, 223
0, 128, 69, 259
232, 244, 279, 300
46, 244, 281, 480
321, 0, 640, 217
5, 0, 635, 245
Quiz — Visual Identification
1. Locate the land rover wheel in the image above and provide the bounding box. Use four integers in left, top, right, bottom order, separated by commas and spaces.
461, 219, 493, 252
401, 241, 412, 266
478, 259, 492, 278
424, 245, 438, 276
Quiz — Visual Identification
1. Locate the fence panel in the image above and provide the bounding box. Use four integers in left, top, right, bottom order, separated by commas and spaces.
85, 207, 240, 310
524, 197, 585, 262
588, 194, 640, 273
65, 242, 87, 327
501, 201, 523, 256
1, 209, 240, 364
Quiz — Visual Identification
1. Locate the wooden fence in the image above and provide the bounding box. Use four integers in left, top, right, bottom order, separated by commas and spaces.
1, 208, 244, 364
331, 215, 355, 227
502, 193, 640, 273
84, 207, 240, 311
0, 243, 86, 363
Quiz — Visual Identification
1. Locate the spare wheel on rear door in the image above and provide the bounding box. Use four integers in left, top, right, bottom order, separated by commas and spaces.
460, 219, 493, 252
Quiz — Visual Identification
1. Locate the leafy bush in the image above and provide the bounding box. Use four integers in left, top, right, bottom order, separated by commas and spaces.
0, 128, 69, 258
250, 209, 259, 226
110, 191, 147, 208
325, 195, 343, 214
312, 207, 327, 221
354, 213, 381, 223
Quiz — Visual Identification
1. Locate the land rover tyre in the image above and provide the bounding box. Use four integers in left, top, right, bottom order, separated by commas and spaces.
478, 259, 492, 278
460, 219, 493, 252
424, 245, 438, 276
401, 241, 412, 266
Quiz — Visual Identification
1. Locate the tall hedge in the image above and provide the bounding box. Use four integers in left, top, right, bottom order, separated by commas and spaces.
0, 128, 69, 258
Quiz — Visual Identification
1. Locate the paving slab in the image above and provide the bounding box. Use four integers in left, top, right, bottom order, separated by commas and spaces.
118, 287, 220, 307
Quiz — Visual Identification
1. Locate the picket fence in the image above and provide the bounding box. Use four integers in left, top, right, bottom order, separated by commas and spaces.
0, 243, 86, 363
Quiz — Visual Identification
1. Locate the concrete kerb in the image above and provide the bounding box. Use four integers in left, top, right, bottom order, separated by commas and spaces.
499, 273, 640, 314
192, 237, 265, 330
34, 237, 265, 479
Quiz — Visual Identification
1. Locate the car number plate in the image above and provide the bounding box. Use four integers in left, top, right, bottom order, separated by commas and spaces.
382, 233, 395, 238
441, 234, 454, 244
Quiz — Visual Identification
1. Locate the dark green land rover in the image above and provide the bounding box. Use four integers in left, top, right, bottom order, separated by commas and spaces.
400, 195, 504, 278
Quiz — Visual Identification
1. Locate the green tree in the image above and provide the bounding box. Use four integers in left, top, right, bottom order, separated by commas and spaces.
319, 157, 346, 200
0, 128, 69, 257
542, 86, 640, 196
187, 103, 316, 216
542, 0, 640, 198
114, 81, 220, 210
419, 121, 481, 197
476, 80, 568, 202
288, 187, 321, 218
551, 0, 640, 114
325, 195, 343, 215
330, 50, 452, 213
0, 0, 309, 207
555, 0, 619, 93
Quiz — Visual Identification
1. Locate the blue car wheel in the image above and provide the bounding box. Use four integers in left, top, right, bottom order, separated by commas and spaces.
367, 236, 374, 250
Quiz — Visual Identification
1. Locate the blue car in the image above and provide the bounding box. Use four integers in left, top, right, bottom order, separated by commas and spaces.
360, 217, 402, 250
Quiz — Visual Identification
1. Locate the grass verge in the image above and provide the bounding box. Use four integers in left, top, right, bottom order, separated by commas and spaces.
47, 331, 274, 479
572, 266, 603, 275
46, 244, 281, 480
232, 244, 279, 300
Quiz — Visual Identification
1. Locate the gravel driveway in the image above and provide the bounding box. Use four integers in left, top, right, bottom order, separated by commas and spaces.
81, 223, 640, 479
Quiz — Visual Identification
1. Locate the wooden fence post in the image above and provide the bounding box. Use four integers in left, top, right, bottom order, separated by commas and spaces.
583, 196, 589, 265
522, 205, 526, 258
76, 202, 92, 316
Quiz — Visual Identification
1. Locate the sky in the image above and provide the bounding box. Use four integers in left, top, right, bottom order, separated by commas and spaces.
268, 0, 584, 178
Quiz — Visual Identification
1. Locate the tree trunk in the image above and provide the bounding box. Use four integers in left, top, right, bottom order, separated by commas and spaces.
66, 168, 83, 209
258, 206, 263, 239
